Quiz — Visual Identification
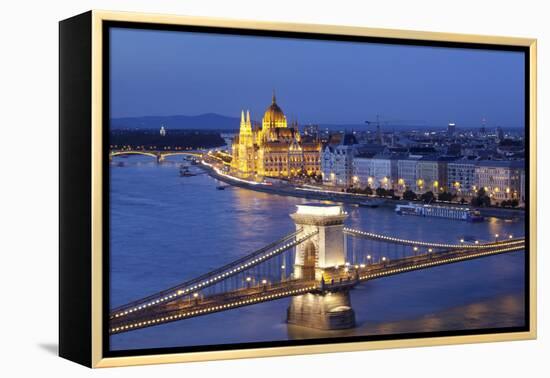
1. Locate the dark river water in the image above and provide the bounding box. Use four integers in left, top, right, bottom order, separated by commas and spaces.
109, 156, 525, 351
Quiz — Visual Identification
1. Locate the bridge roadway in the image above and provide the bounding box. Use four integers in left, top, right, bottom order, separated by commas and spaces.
109, 237, 524, 334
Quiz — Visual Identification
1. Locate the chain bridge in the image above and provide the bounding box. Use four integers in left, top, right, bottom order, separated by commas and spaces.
109, 204, 525, 334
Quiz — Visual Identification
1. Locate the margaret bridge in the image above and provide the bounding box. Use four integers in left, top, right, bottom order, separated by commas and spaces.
109, 150, 204, 163
109, 203, 525, 334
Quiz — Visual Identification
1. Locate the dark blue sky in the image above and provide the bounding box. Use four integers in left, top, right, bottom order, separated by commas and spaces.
110, 27, 525, 128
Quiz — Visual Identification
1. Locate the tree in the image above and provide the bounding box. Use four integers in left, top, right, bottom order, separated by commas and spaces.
403, 190, 417, 201
471, 188, 491, 207
438, 191, 454, 202
364, 186, 373, 195
501, 199, 519, 208
375, 187, 387, 197
421, 191, 435, 203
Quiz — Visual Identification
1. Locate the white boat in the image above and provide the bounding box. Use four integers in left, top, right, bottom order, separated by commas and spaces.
395, 202, 483, 222
179, 165, 197, 177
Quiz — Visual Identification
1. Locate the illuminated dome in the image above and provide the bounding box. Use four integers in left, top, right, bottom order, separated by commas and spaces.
262, 92, 287, 128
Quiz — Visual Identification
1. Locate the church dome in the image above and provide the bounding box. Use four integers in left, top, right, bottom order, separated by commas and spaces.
262, 92, 286, 127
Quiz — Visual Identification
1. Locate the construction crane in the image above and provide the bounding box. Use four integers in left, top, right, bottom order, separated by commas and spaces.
365, 115, 428, 145
365, 114, 387, 144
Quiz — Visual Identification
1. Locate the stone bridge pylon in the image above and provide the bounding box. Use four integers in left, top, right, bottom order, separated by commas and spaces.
287, 204, 356, 330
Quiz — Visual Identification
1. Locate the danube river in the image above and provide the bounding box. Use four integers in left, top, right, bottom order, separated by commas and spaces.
109, 156, 525, 351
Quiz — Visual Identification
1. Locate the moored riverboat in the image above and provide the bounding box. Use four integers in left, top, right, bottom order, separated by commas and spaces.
395, 202, 483, 222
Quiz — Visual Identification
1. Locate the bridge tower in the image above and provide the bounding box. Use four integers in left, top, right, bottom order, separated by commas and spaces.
287, 204, 355, 330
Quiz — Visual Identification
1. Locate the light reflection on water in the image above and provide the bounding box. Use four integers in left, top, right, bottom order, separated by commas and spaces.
287, 293, 524, 339
109, 156, 525, 351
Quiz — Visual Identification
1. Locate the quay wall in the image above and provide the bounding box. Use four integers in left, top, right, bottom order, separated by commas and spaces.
200, 164, 524, 220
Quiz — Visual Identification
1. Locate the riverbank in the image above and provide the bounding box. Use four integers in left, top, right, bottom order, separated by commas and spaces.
199, 163, 524, 219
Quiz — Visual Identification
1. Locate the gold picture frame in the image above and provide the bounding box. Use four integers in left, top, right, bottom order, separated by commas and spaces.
59, 9, 537, 368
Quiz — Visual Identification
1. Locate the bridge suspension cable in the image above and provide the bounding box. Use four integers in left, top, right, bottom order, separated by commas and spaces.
343, 227, 524, 249
110, 280, 317, 334
357, 241, 525, 282
110, 228, 318, 319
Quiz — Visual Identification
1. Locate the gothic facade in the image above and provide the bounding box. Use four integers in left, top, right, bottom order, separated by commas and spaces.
231, 93, 321, 179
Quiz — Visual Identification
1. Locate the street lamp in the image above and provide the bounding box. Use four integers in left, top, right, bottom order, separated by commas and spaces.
417, 178, 424, 190
366, 255, 372, 264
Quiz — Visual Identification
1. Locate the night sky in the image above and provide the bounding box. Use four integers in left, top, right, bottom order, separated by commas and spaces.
110, 27, 525, 128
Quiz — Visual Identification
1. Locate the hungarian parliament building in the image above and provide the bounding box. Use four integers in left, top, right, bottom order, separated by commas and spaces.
231, 93, 322, 178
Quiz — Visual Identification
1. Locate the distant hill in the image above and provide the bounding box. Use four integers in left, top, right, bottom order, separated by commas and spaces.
110, 113, 240, 131
110, 115, 421, 132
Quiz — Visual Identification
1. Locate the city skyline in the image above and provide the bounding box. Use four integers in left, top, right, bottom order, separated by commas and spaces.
110, 28, 525, 129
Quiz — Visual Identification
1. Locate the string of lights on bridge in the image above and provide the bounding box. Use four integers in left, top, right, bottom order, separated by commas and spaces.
109, 233, 524, 334
110, 241, 524, 334
329, 238, 524, 277
112, 230, 319, 319
110, 285, 317, 334
112, 228, 521, 319
358, 243, 525, 282
343, 227, 516, 249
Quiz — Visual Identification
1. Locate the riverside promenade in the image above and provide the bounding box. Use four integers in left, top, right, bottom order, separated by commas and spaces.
199, 163, 524, 219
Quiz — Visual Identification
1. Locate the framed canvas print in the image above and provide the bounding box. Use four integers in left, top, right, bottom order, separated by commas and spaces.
59, 10, 537, 368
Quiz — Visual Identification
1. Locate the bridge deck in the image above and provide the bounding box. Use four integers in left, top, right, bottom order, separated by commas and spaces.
323, 238, 525, 283
109, 279, 317, 334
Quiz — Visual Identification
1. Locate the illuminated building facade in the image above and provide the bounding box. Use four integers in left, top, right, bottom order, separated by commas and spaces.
397, 156, 421, 191
352, 153, 399, 189
231, 93, 322, 178
475, 160, 523, 202
321, 133, 359, 187
447, 160, 477, 195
